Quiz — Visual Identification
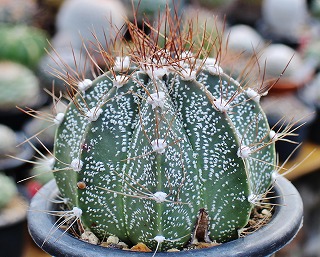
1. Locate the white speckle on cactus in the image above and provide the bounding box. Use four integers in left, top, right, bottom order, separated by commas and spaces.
147, 92, 166, 109
246, 88, 261, 103
54, 112, 65, 125
151, 139, 167, 154
152, 191, 168, 203
70, 158, 83, 172
86, 107, 103, 122
180, 68, 196, 81
78, 79, 93, 92
237, 146, 252, 158
113, 75, 129, 88
73, 207, 83, 218
269, 130, 278, 141
248, 193, 262, 205
213, 97, 230, 112
113, 56, 130, 71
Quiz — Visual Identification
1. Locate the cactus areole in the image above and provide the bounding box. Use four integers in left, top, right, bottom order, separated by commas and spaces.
52, 17, 276, 252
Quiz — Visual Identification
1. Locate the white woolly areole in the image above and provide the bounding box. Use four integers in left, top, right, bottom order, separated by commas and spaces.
205, 58, 224, 75
246, 88, 261, 103
144, 66, 168, 79
72, 207, 82, 218
62, 198, 69, 204
147, 92, 166, 109
70, 158, 83, 172
237, 145, 252, 158
151, 139, 167, 154
152, 191, 168, 203
113, 75, 129, 88
248, 193, 262, 205
269, 130, 278, 141
206, 64, 224, 75
113, 56, 130, 71
78, 79, 93, 92
213, 97, 230, 112
54, 112, 65, 125
153, 235, 166, 244
180, 68, 196, 81
86, 107, 103, 122
47, 157, 55, 169
272, 170, 280, 181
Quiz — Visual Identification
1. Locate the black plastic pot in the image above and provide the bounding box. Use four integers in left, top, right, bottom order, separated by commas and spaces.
0, 193, 28, 257
28, 176, 303, 257
0, 219, 26, 257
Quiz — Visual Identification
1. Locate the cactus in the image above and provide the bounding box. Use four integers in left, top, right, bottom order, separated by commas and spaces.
0, 172, 18, 210
261, 0, 308, 42
0, 24, 47, 69
46, 11, 278, 252
122, 0, 185, 23
0, 124, 19, 158
53, 0, 126, 50
0, 0, 36, 24
195, 0, 235, 9
30, 155, 55, 186
0, 61, 40, 111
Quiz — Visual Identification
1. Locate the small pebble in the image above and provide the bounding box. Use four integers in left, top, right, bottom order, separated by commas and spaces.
81, 231, 99, 245
107, 235, 119, 245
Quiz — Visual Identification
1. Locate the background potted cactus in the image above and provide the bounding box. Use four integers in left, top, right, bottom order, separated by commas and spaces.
27, 8, 303, 257
0, 124, 34, 182
0, 23, 48, 70
0, 61, 47, 130
0, 172, 28, 257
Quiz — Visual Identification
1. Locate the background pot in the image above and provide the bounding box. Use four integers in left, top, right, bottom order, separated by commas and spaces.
0, 193, 28, 257
28, 176, 303, 257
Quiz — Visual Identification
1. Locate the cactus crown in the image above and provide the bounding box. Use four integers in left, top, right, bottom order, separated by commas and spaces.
49, 10, 277, 252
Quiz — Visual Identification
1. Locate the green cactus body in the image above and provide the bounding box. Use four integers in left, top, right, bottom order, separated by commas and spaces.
0, 24, 47, 69
0, 173, 17, 209
53, 46, 275, 250
123, 0, 184, 22
0, 124, 19, 157
0, 61, 40, 110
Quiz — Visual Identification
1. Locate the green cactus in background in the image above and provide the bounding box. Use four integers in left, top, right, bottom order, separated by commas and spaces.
48, 11, 277, 252
122, 0, 185, 23
0, 61, 40, 111
0, 124, 19, 158
0, 24, 47, 69
0, 172, 18, 209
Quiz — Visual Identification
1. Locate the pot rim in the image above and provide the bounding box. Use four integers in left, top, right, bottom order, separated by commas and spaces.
28, 176, 303, 257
